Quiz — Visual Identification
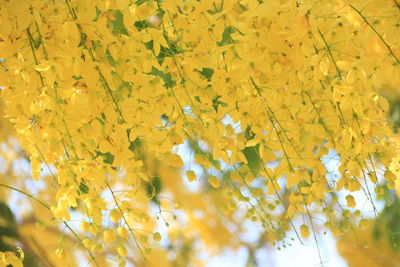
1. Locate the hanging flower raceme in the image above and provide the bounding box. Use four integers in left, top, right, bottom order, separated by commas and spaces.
0, 0, 399, 265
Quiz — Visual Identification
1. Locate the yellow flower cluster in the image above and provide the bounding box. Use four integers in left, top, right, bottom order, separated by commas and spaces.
0, 249, 23, 267
0, 0, 399, 265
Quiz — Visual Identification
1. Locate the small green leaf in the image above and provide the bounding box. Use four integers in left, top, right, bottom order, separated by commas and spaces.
93, 6, 102, 22
242, 145, 262, 175
212, 95, 227, 112
108, 10, 129, 36
95, 151, 115, 165
145, 176, 162, 203
142, 39, 182, 65
128, 138, 142, 152
134, 20, 152, 31
78, 32, 87, 48
147, 67, 176, 88
72, 75, 83, 80
199, 68, 214, 81
79, 181, 89, 194
106, 48, 118, 66
217, 26, 238, 46
134, 0, 151, 5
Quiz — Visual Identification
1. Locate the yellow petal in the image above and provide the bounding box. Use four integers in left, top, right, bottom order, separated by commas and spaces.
300, 224, 310, 238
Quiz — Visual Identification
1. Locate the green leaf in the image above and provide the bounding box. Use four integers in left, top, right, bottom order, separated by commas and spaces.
134, 0, 151, 5
157, 43, 182, 64
57, 98, 67, 104
96, 117, 106, 126
156, 9, 166, 19
128, 138, 142, 152
90, 39, 101, 50
79, 181, 89, 194
207, 2, 224, 14
106, 48, 118, 66
244, 126, 256, 140
242, 144, 262, 175
147, 67, 176, 88
142, 39, 182, 65
134, 20, 152, 31
93, 6, 102, 22
143, 40, 154, 50
145, 176, 162, 204
199, 68, 214, 81
108, 10, 129, 36
95, 150, 115, 165
217, 26, 238, 46
212, 95, 227, 112
32, 36, 42, 49
161, 72, 175, 88
100, 112, 107, 121
78, 31, 87, 48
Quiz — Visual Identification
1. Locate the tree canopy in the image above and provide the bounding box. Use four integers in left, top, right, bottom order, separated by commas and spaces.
0, 0, 399, 266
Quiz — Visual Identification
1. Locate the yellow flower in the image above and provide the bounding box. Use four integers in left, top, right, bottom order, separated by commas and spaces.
300, 224, 310, 238
117, 246, 127, 258
346, 195, 356, 208
110, 209, 122, 223
153, 232, 161, 242
103, 230, 116, 243
208, 176, 220, 188
186, 170, 197, 182
117, 226, 128, 239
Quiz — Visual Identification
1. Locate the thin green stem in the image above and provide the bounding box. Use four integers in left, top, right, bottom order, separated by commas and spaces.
53, 83, 79, 159
105, 179, 146, 259
95, 66, 126, 123
349, 4, 400, 64
394, 0, 400, 10
305, 92, 336, 146
317, 28, 342, 80
301, 193, 324, 267
0, 184, 50, 209
27, 28, 45, 87
0, 184, 99, 266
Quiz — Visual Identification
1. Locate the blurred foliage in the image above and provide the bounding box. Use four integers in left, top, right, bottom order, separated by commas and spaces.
0, 202, 39, 267
336, 199, 400, 267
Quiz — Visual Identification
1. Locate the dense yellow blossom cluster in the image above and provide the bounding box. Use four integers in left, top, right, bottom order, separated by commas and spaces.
0, 0, 399, 265
0, 249, 23, 267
